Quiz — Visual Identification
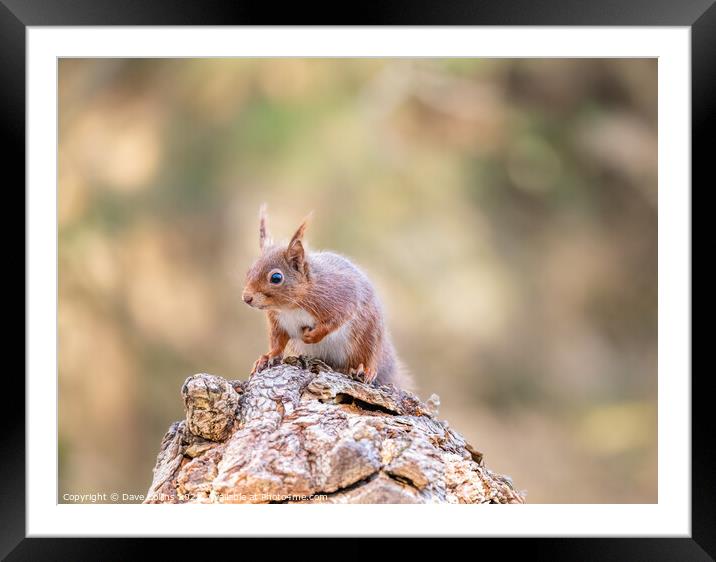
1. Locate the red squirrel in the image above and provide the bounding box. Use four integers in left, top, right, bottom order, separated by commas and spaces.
242, 206, 412, 390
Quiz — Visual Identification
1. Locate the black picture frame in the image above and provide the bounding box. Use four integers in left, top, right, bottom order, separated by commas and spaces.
7, 1, 707, 558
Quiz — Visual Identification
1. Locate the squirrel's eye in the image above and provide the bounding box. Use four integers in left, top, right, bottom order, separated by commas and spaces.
269, 271, 283, 285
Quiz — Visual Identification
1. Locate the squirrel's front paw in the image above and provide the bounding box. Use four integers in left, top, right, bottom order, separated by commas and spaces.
251, 353, 281, 375
301, 326, 326, 344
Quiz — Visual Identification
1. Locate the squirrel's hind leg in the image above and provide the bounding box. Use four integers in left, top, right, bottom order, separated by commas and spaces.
348, 363, 376, 384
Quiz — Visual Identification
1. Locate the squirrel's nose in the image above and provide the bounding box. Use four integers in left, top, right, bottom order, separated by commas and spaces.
243, 294, 253, 305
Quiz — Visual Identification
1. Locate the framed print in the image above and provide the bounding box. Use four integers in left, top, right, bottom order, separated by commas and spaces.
8, 0, 708, 557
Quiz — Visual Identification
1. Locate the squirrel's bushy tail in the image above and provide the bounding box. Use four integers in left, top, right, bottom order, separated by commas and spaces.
392, 358, 416, 393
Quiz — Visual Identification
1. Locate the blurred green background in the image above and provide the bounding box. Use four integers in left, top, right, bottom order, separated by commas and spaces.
58, 58, 657, 503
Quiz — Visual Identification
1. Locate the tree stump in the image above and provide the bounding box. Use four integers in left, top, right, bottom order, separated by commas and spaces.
144, 356, 525, 504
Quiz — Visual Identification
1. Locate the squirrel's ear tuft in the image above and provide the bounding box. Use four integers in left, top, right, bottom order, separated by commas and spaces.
286, 213, 312, 272
259, 204, 272, 252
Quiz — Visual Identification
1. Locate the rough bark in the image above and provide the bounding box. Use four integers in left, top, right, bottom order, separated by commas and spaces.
145, 356, 525, 504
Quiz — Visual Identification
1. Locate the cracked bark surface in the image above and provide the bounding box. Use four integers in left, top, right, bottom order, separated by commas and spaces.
145, 356, 526, 504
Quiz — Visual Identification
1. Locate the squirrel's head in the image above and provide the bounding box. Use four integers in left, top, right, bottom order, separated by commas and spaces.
242, 205, 311, 310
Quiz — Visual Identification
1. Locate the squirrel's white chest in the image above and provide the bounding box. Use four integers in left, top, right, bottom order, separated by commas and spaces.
277, 308, 316, 337
277, 308, 351, 367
